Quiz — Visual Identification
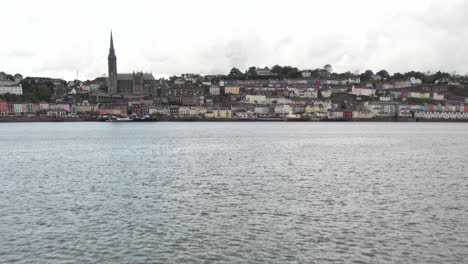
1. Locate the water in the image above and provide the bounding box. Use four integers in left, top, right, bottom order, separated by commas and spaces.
0, 122, 467, 263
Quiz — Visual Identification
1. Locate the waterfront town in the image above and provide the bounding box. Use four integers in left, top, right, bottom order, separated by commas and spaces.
1, 33, 468, 122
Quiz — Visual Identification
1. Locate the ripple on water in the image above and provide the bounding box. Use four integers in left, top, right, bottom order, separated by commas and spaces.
0, 122, 467, 263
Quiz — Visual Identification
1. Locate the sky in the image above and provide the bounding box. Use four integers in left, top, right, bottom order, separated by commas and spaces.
1, 0, 467, 81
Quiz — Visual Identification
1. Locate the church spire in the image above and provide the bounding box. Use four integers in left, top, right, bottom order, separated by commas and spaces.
109, 31, 115, 55
108, 30, 118, 95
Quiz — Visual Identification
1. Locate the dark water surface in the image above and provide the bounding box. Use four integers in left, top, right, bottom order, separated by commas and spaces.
0, 122, 467, 263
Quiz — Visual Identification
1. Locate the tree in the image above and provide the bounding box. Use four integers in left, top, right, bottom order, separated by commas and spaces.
392, 72, 404, 80
284, 67, 301, 78
323, 64, 333, 73
5, 74, 14, 81
270, 65, 301, 78
246, 66, 257, 76
169, 75, 178, 84
310, 69, 322, 77
36, 85, 53, 101
99, 83, 108, 93
228, 67, 243, 77
271, 65, 283, 75
376, 70, 390, 79
360, 70, 374, 81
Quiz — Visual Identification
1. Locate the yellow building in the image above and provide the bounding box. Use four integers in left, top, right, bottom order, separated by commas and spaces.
212, 109, 232, 118
224, 86, 240, 94
306, 105, 323, 114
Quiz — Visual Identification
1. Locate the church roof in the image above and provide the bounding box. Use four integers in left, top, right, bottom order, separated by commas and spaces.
117, 73, 155, 81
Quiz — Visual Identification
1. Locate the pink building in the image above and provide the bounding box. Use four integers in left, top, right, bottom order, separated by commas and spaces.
342, 110, 353, 119
0, 101, 7, 114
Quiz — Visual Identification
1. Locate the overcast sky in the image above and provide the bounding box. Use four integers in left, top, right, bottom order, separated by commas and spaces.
1, 0, 467, 80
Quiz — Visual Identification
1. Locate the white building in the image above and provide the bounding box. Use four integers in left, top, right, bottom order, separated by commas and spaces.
13, 103, 24, 114
348, 76, 361, 84
410, 77, 422, 85
380, 96, 392, 102
274, 105, 290, 115
209, 86, 220, 95
39, 103, 50, 111
179, 106, 199, 116
433, 93, 445, 101
321, 89, 332, 98
303, 89, 318, 98
0, 84, 23, 95
301, 71, 312, 78
254, 106, 270, 116
256, 67, 272, 76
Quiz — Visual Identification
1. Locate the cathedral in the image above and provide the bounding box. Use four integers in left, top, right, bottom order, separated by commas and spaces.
107, 32, 158, 97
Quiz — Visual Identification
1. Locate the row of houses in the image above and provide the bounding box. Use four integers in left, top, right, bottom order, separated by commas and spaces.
380, 91, 446, 101
177, 76, 430, 91
0, 101, 71, 117
166, 78, 452, 108
120, 101, 468, 120
415, 111, 468, 120
3, 95, 468, 120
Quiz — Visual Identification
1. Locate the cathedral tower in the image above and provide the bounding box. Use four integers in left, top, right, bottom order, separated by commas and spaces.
108, 31, 118, 94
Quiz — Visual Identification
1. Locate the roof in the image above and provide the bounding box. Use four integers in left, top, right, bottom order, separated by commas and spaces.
117, 73, 155, 81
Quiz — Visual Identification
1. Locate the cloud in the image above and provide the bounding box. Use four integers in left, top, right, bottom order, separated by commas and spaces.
1, 0, 468, 80
8, 50, 35, 58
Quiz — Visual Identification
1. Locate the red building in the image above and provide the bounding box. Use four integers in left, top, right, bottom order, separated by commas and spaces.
0, 101, 7, 115
342, 110, 353, 119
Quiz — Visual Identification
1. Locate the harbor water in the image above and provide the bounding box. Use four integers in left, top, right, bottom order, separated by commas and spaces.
0, 122, 467, 263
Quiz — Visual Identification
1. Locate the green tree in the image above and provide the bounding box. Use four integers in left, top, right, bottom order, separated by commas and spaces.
228, 67, 243, 77
376, 70, 390, 79
360, 70, 374, 81
168, 75, 178, 84
392, 72, 404, 80
99, 83, 108, 93
323, 64, 333, 73
37, 85, 53, 101
246, 66, 257, 76
285, 67, 301, 78
5, 74, 14, 81
271, 65, 283, 75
